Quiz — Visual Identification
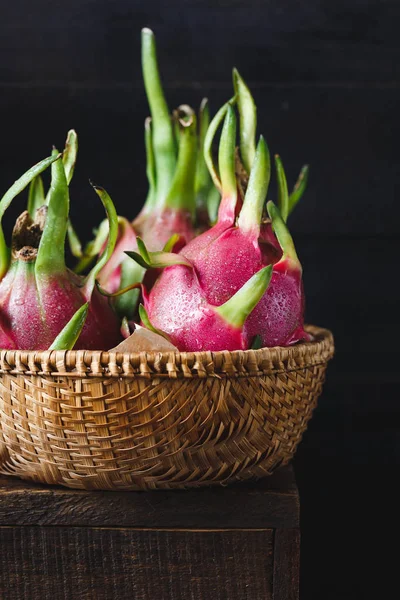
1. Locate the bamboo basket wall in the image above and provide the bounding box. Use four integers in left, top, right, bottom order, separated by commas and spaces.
0, 325, 334, 491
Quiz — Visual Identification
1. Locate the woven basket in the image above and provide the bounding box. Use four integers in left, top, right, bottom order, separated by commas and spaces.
0, 325, 333, 490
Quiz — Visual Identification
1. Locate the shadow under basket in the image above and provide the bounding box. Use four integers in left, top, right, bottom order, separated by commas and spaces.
0, 325, 334, 491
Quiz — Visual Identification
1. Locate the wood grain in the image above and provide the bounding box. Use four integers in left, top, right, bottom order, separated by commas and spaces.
273, 529, 300, 600
0, 465, 299, 528
0, 527, 274, 600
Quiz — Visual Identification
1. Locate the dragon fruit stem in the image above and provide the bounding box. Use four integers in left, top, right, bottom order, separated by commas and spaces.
0, 153, 61, 280
27, 175, 45, 218
267, 201, 300, 266
233, 68, 257, 174
215, 265, 273, 328
141, 28, 176, 206
35, 156, 69, 277
218, 105, 237, 208
289, 164, 309, 216
82, 185, 119, 298
204, 96, 236, 193
48, 303, 89, 350
237, 136, 270, 235
275, 155, 289, 223
164, 105, 197, 214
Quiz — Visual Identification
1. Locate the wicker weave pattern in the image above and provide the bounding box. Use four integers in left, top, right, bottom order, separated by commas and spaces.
0, 326, 334, 490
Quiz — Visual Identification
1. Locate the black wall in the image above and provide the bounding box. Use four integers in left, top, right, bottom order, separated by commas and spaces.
1, 1, 398, 598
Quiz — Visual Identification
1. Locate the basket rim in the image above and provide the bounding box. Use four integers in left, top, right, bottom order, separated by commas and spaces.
0, 324, 334, 379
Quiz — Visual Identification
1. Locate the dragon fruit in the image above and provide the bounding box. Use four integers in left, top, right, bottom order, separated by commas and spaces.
0, 152, 122, 350
184, 104, 309, 347
140, 261, 272, 352
128, 93, 309, 350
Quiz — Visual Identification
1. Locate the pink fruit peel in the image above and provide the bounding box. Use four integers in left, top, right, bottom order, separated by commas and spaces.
128, 85, 309, 350
141, 262, 272, 352
0, 153, 122, 350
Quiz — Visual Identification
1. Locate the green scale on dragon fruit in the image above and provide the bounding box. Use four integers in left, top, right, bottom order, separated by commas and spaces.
0, 149, 122, 351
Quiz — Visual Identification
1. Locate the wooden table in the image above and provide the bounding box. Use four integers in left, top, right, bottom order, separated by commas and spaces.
0, 465, 299, 600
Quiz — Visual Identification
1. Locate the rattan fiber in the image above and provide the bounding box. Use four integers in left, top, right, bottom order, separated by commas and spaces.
0, 325, 334, 490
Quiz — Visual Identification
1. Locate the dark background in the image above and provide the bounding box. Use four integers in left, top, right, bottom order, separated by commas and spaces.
0, 1, 398, 598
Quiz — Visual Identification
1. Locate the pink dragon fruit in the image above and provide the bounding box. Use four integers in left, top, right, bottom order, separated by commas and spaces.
182, 104, 309, 347
140, 260, 272, 352
0, 152, 122, 350
128, 97, 309, 350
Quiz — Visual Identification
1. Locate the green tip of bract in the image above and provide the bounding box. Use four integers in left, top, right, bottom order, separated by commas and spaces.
141, 26, 176, 208
125, 236, 192, 270
237, 135, 270, 234
203, 96, 236, 193
63, 129, 78, 185
232, 68, 257, 174
48, 303, 89, 350
82, 185, 119, 298
218, 105, 237, 201
267, 201, 299, 264
215, 265, 273, 328
35, 154, 69, 277
289, 164, 309, 216
274, 155, 289, 223
163, 233, 182, 252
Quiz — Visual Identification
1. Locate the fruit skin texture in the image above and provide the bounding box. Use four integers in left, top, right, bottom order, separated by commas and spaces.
180, 212, 308, 348
137, 102, 309, 351
143, 265, 239, 352
143, 262, 272, 352
0, 257, 119, 350
244, 257, 308, 348
0, 156, 122, 351
179, 123, 308, 347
